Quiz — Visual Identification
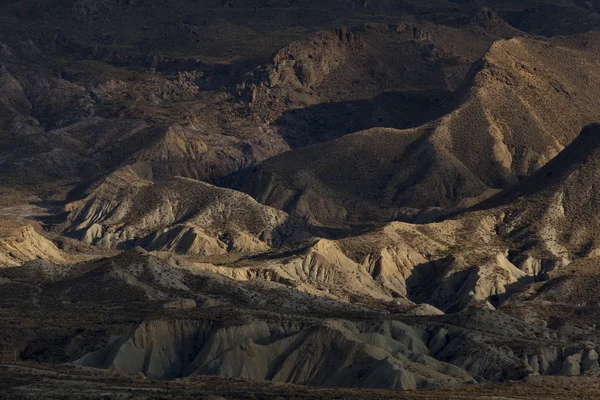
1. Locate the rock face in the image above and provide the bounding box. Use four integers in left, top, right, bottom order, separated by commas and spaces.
461, 8, 524, 38
243, 28, 366, 120
62, 166, 293, 255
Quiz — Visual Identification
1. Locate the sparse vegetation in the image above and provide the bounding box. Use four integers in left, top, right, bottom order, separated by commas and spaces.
3, 0, 600, 397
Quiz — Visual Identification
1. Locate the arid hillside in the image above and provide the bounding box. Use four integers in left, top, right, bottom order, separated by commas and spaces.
4, 1, 600, 399
243, 33, 600, 226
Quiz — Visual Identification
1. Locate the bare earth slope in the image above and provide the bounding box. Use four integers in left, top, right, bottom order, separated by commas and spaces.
0, 220, 67, 267
62, 166, 294, 256
477, 124, 600, 266
244, 33, 600, 226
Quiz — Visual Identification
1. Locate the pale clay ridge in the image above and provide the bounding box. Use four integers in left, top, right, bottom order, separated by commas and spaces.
181, 216, 544, 311
0, 221, 66, 267
63, 166, 291, 255
60, 165, 572, 314
59, 160, 554, 312
61, 167, 540, 311
76, 315, 600, 387
75, 318, 475, 389
4, 247, 597, 389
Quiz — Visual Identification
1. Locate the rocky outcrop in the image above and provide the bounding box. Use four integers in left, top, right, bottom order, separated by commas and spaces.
241, 28, 366, 117
458, 8, 524, 38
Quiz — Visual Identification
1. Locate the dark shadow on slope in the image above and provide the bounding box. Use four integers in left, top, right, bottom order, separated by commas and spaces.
275, 90, 457, 148
406, 256, 545, 313
29, 201, 69, 228
500, 4, 598, 37
488, 276, 535, 309
404, 256, 471, 311
463, 123, 600, 214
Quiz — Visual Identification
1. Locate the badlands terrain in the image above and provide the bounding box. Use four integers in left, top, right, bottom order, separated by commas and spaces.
5, 0, 600, 398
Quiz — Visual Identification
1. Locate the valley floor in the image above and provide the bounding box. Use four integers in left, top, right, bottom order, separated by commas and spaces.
2, 363, 600, 400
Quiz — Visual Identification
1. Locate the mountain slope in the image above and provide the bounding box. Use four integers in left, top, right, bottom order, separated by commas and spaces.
62, 166, 294, 255
479, 124, 600, 263
243, 32, 600, 226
